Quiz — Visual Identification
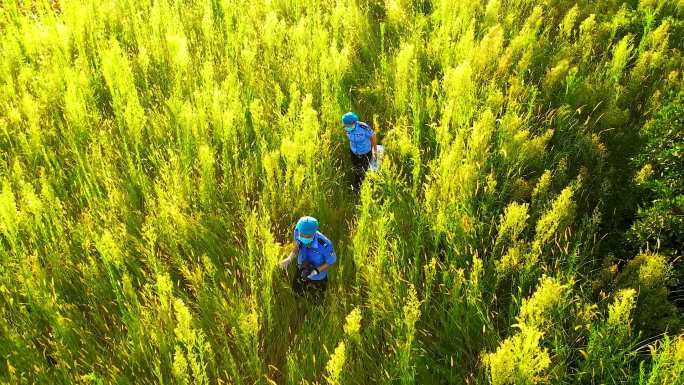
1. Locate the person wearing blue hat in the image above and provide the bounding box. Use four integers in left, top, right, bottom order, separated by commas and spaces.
342, 112, 378, 188
278, 216, 337, 299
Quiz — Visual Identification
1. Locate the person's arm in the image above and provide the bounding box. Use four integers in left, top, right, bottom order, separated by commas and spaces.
279, 242, 299, 268
308, 263, 330, 278
309, 243, 336, 277
316, 263, 331, 273
371, 133, 378, 159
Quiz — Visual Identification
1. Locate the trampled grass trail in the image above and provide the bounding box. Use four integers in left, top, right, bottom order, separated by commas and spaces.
266, 171, 361, 382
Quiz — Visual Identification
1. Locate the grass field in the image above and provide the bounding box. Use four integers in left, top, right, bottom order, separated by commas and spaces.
0, 1, 683, 384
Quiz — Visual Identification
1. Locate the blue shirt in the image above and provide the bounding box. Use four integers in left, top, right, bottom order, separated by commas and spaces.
293, 230, 337, 281
345, 121, 374, 155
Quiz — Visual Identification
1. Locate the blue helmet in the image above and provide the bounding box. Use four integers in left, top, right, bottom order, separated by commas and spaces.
295, 216, 319, 235
342, 112, 358, 125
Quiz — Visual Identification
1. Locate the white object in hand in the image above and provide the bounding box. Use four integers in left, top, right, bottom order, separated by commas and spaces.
369, 145, 384, 172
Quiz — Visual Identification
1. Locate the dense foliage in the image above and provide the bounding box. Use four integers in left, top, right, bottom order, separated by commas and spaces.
0, 0, 682, 384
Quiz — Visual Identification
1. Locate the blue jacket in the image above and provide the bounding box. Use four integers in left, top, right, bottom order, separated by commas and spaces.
293, 230, 337, 280
346, 121, 374, 155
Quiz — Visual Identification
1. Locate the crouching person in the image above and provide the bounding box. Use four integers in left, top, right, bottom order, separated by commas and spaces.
278, 216, 336, 301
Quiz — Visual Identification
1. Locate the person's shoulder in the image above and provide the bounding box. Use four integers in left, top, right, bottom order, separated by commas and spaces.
357, 121, 371, 131
315, 231, 333, 247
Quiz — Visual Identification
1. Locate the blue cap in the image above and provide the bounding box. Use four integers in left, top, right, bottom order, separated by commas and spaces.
342, 112, 358, 125
295, 216, 319, 235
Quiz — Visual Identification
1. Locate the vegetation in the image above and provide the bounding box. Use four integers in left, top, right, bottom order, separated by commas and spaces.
0, 0, 682, 384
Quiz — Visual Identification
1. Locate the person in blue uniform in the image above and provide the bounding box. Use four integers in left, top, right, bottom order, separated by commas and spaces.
342, 112, 378, 188
278, 216, 336, 299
